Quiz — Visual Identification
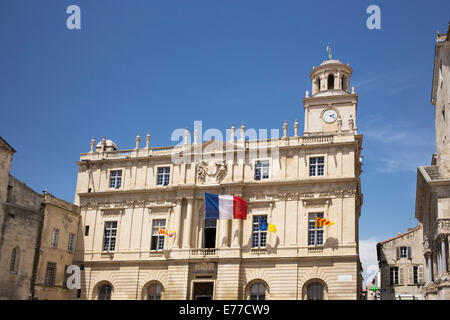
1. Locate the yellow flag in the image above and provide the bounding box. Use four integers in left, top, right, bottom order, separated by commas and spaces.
267, 224, 277, 233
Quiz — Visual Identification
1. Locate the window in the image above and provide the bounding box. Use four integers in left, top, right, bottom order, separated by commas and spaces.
51, 228, 59, 248
254, 160, 270, 180
109, 170, 122, 189
45, 262, 57, 286
84, 225, 89, 236
157, 167, 170, 186
252, 215, 267, 248
63, 265, 70, 289
204, 218, 217, 249
98, 284, 112, 300
397, 246, 411, 259
328, 74, 334, 90
103, 221, 117, 251
151, 219, 166, 251
399, 247, 408, 258
413, 266, 419, 284
249, 282, 266, 300
146, 283, 162, 300
390, 267, 399, 285
68, 233, 75, 252
309, 157, 324, 176
308, 213, 324, 246
9, 247, 19, 273
307, 282, 324, 300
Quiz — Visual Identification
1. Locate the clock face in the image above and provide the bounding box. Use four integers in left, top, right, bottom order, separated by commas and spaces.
322, 109, 337, 123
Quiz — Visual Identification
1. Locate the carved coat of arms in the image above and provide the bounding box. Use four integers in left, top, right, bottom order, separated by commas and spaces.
197, 160, 227, 183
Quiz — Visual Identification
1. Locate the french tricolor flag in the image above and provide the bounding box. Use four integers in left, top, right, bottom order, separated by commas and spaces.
204, 193, 248, 220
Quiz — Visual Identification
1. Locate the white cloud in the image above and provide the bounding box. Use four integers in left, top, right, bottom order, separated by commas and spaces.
359, 237, 380, 289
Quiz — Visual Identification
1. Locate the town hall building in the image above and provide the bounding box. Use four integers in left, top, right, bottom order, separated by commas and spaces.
73, 55, 364, 300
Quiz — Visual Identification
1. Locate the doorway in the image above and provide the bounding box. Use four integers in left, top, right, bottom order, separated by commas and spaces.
192, 282, 214, 300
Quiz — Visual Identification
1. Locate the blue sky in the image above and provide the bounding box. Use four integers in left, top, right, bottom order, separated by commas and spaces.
1, 1, 449, 285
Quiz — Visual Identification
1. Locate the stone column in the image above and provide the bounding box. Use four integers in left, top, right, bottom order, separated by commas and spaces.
426, 254, 433, 282
437, 240, 442, 274
174, 199, 182, 248
220, 220, 230, 248
441, 237, 448, 273
182, 198, 194, 248
231, 219, 241, 247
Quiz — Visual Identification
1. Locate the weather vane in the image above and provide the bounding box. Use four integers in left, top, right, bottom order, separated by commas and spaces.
326, 43, 332, 60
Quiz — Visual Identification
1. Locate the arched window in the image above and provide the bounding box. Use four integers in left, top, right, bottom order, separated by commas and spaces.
249, 282, 266, 300
342, 75, 348, 91
306, 282, 324, 300
98, 284, 112, 300
328, 74, 334, 90
146, 283, 163, 300
9, 247, 20, 273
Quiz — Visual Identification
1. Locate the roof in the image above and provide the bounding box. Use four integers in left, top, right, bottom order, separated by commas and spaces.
377, 225, 421, 246
0, 136, 16, 153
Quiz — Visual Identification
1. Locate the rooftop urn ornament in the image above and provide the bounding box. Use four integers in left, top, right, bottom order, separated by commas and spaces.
352, 86, 355, 94
305, 90, 309, 98
294, 119, 299, 137
101, 137, 106, 152
193, 129, 199, 145
90, 137, 95, 153
184, 128, 189, 145
282, 120, 288, 138
145, 132, 151, 149
240, 123, 245, 141
229, 124, 236, 142
135, 133, 141, 149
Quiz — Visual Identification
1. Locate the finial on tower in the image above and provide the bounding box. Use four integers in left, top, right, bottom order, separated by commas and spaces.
326, 43, 332, 60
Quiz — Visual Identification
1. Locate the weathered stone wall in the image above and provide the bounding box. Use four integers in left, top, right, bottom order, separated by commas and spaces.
0, 176, 43, 300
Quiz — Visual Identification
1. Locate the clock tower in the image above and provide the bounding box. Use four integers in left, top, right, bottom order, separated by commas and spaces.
303, 56, 358, 136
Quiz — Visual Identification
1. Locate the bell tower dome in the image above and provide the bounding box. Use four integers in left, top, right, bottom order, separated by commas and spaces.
303, 50, 358, 136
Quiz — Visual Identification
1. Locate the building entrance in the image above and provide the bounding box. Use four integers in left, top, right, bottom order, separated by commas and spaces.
192, 282, 214, 300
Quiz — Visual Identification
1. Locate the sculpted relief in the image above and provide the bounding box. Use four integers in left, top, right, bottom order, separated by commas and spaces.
197, 160, 228, 184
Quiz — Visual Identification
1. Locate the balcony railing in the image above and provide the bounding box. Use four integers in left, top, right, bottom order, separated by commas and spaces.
190, 249, 217, 257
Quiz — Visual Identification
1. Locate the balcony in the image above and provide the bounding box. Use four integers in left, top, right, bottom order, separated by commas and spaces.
435, 218, 450, 239
189, 249, 218, 257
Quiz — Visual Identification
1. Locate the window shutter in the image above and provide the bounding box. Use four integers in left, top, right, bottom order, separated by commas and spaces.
418, 265, 424, 284
399, 267, 404, 285
396, 247, 400, 260
408, 266, 413, 285
384, 267, 390, 285
408, 247, 412, 260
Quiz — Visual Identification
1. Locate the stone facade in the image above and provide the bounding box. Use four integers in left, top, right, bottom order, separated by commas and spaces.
415, 23, 450, 300
74, 56, 364, 300
377, 226, 426, 300
0, 175, 43, 300
32, 194, 80, 300
0, 137, 80, 300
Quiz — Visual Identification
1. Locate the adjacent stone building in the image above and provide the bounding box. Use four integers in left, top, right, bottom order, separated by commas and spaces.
376, 226, 426, 300
0, 138, 43, 299
415, 22, 450, 300
0, 137, 80, 300
73, 55, 364, 300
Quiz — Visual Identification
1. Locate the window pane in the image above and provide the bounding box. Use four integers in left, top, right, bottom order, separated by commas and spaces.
45, 262, 56, 286
307, 282, 324, 300
98, 284, 112, 300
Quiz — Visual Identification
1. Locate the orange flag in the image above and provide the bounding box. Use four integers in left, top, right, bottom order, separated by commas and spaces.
315, 217, 335, 228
